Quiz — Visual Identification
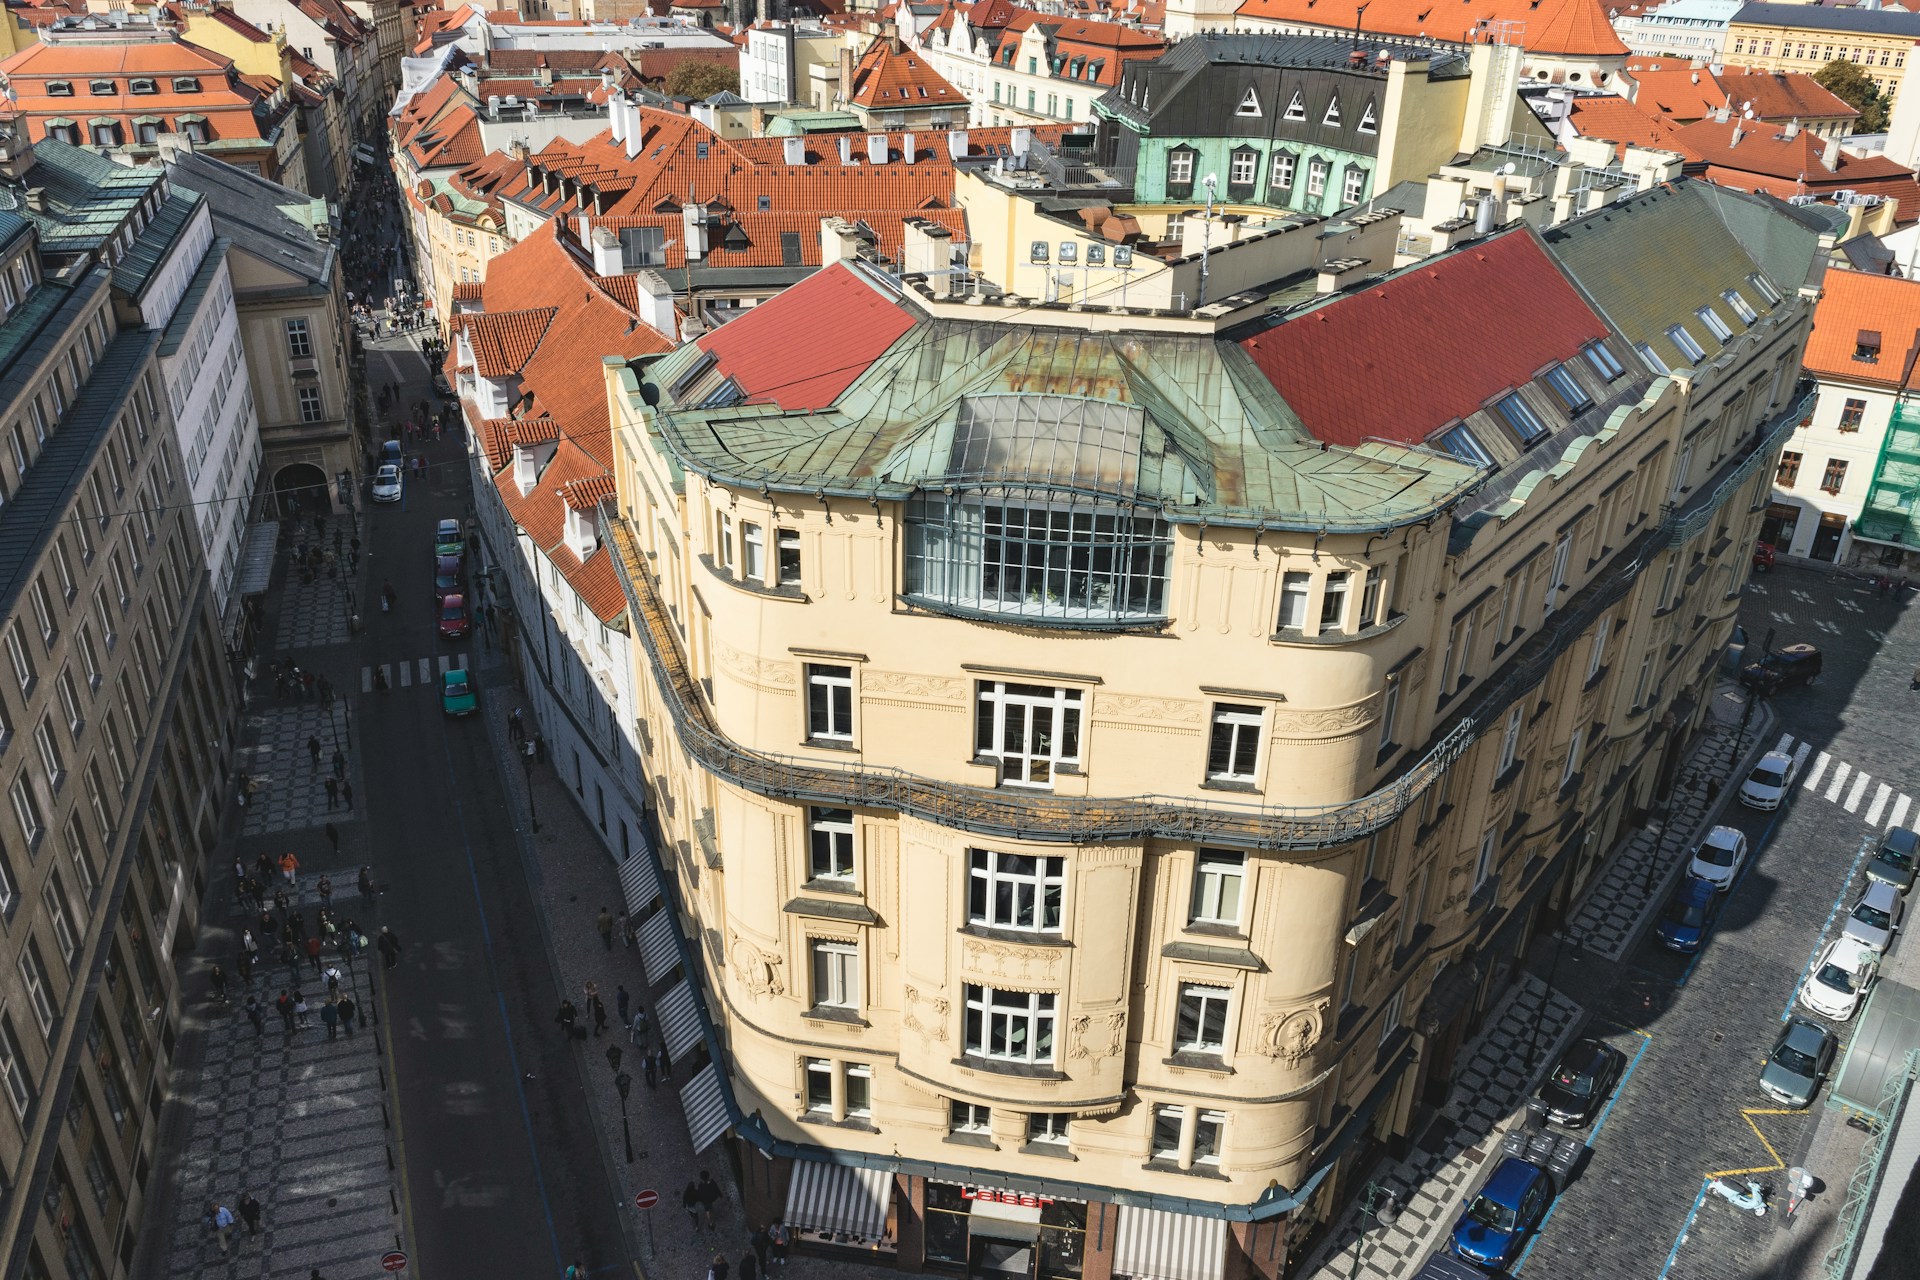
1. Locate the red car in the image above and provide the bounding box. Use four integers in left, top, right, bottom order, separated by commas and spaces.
438, 593, 469, 639
1753, 541, 1776, 572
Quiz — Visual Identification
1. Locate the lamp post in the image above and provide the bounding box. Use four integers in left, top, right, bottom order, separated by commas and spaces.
1350, 1182, 1400, 1279
615, 1070, 634, 1164
522, 741, 540, 834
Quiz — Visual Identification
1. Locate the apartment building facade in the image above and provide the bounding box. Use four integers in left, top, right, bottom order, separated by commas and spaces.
1724, 3, 1920, 104
598, 180, 1820, 1280
917, 3, 1166, 129
0, 126, 236, 1280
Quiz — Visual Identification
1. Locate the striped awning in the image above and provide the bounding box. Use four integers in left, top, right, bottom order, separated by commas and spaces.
1113, 1206, 1228, 1280
618, 851, 660, 915
638, 909, 678, 985
680, 1062, 731, 1153
655, 980, 703, 1060
784, 1161, 893, 1241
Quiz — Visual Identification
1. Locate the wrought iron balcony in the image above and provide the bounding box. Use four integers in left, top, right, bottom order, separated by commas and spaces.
599, 387, 1810, 852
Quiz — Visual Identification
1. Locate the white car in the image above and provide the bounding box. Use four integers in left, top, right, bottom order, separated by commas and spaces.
1688, 825, 1749, 892
371, 463, 403, 503
1738, 750, 1799, 810
1799, 937, 1878, 1022
1842, 880, 1905, 953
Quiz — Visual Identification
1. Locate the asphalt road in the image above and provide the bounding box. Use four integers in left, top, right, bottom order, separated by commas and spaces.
1506, 563, 1920, 1280
351, 331, 629, 1277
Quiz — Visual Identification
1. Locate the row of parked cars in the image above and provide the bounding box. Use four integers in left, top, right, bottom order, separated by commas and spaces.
434, 517, 478, 718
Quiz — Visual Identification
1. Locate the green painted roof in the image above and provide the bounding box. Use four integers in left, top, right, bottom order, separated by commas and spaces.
1689, 182, 1827, 297
10, 137, 160, 256
111, 189, 205, 301
1541, 182, 1781, 373
653, 313, 1481, 531
764, 111, 862, 135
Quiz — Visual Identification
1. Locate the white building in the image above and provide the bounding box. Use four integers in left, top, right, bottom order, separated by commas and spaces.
917, 8, 1166, 129
1613, 0, 1741, 62
739, 22, 839, 106
422, 11, 736, 59
124, 194, 262, 615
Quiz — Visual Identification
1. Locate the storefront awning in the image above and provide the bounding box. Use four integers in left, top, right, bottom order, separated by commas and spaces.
619, 847, 660, 915
785, 1161, 893, 1241
232, 520, 281, 598
1113, 1206, 1228, 1280
680, 1061, 731, 1153
656, 980, 703, 1060
639, 909, 678, 985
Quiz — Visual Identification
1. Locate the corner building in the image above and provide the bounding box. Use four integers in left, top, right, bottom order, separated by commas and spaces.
603, 179, 1822, 1280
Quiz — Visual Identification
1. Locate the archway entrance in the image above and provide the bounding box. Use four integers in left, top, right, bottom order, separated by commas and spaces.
271, 462, 331, 519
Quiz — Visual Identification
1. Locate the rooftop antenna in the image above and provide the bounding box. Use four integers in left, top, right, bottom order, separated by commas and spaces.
1198, 172, 1217, 309
1353, 2, 1370, 52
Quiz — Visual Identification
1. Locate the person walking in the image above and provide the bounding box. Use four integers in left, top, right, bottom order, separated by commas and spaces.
509, 708, 525, 743
321, 1000, 340, 1040
210, 964, 229, 1005
307, 736, 322, 770
589, 991, 608, 1036
555, 999, 578, 1037
616, 910, 630, 949
275, 991, 295, 1034
332, 748, 347, 780
292, 991, 310, 1029
656, 1046, 673, 1084
750, 1227, 771, 1277
237, 1191, 263, 1236
280, 851, 300, 888
358, 865, 375, 903
642, 1050, 658, 1089
698, 1170, 722, 1229
245, 996, 266, 1036
342, 779, 353, 808
336, 994, 357, 1035
317, 875, 333, 908
324, 776, 339, 808
628, 1005, 649, 1047
325, 823, 340, 856
769, 1221, 789, 1270
205, 1202, 236, 1254
377, 926, 402, 969
596, 907, 613, 951
707, 1253, 729, 1280
237, 948, 255, 984
623, 913, 638, 949
616, 984, 630, 1027
306, 935, 323, 975
682, 1182, 702, 1230
740, 1250, 760, 1280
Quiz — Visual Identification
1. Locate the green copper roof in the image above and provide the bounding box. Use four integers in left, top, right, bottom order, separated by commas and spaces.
11, 137, 159, 256
653, 315, 1481, 531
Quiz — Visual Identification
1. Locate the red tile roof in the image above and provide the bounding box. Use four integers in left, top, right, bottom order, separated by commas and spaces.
1668, 117, 1920, 219
467, 307, 557, 377
585, 207, 968, 269
695, 263, 916, 411
1237, 230, 1610, 447
1235, 0, 1629, 57
1624, 62, 1724, 120
1717, 67, 1858, 123
1567, 95, 1696, 158
1804, 269, 1920, 390
847, 35, 963, 109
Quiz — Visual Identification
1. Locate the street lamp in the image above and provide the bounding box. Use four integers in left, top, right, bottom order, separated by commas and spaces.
1350, 1183, 1400, 1279
615, 1070, 634, 1164
522, 741, 540, 834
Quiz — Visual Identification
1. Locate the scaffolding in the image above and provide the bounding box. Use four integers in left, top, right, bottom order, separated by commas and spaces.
1853, 398, 1920, 549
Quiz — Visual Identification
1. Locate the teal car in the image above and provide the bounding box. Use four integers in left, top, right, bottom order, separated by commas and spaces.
434, 518, 464, 557
441, 667, 477, 717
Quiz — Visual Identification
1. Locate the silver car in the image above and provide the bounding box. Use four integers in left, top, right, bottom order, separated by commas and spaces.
1842, 880, 1905, 953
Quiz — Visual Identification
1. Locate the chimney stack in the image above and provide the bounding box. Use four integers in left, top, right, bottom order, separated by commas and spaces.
591, 225, 622, 276
947, 128, 969, 160
609, 92, 627, 144
783, 134, 804, 165
1823, 135, 1842, 169
625, 101, 644, 160
902, 132, 915, 163
838, 135, 854, 165
867, 133, 887, 164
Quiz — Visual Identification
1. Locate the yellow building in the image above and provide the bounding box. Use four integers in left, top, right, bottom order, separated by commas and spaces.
1725, 2, 1920, 103
595, 179, 1820, 1280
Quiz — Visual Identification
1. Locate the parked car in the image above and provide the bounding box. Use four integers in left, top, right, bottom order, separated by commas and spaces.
1842, 880, 1906, 953
380, 439, 403, 467
434, 555, 464, 596
1655, 876, 1723, 953
1799, 937, 1878, 1022
434, 518, 464, 558
432, 370, 452, 397
1867, 827, 1919, 893
438, 593, 469, 640
1758, 1016, 1837, 1109
1752, 541, 1775, 573
1739, 643, 1822, 692
1738, 751, 1800, 810
441, 667, 477, 717
1689, 825, 1750, 891
371, 464, 403, 504
1535, 1037, 1625, 1127
1451, 1157, 1555, 1270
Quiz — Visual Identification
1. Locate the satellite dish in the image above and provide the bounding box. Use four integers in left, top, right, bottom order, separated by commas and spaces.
1498, 162, 1517, 175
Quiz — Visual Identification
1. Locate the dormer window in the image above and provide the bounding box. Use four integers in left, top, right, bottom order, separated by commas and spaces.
1748, 272, 1783, 305
47, 81, 73, 97
1166, 145, 1197, 193
1283, 90, 1306, 121
1358, 99, 1378, 134
129, 79, 156, 95
88, 79, 115, 96
1235, 86, 1261, 117
1322, 96, 1342, 126
1697, 307, 1733, 342
1494, 392, 1548, 443
1855, 329, 1882, 363
1722, 289, 1757, 325
1666, 324, 1706, 364
172, 77, 200, 93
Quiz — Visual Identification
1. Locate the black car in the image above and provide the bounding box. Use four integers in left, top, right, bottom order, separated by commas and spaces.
1740, 643, 1822, 692
434, 554, 464, 596
1535, 1037, 1625, 1127
1867, 826, 1919, 893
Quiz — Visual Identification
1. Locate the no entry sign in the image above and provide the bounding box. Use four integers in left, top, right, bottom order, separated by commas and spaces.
381, 1252, 408, 1272
635, 1189, 661, 1209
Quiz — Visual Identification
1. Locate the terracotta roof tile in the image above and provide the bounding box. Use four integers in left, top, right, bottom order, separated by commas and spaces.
1672, 118, 1920, 219
559, 473, 617, 510
1238, 229, 1610, 447
696, 262, 917, 411
1567, 95, 1697, 159
467, 307, 557, 376
572, 548, 628, 623
451, 281, 485, 300
507, 417, 564, 445
1805, 270, 1920, 390
847, 35, 963, 109
1235, 0, 1629, 57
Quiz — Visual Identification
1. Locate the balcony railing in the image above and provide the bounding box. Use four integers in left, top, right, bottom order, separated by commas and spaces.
599, 389, 1809, 851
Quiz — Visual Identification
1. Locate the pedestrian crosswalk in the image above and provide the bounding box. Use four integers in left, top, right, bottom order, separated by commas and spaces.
1774, 733, 1916, 831
361, 653, 466, 692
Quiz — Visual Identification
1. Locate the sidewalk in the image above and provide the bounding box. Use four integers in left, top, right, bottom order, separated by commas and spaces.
144, 523, 408, 1279
1296, 683, 1775, 1280
478, 663, 892, 1280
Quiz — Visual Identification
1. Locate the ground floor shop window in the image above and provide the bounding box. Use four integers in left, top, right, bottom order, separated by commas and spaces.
926, 1184, 1088, 1279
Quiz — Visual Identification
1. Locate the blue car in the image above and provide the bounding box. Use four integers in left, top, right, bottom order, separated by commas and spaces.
1655, 875, 1722, 954
1451, 1157, 1553, 1269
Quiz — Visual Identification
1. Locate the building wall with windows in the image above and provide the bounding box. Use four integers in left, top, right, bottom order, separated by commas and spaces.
918, 9, 1167, 130
0, 174, 236, 1280
1612, 0, 1739, 61
1724, 4, 1920, 104
603, 183, 1821, 1279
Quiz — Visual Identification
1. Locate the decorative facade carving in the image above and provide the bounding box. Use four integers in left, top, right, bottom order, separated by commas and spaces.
1257, 998, 1330, 1066
1068, 1010, 1127, 1061
1268, 696, 1378, 739
960, 938, 1065, 983
862, 670, 966, 702
1092, 693, 1204, 725
714, 641, 797, 690
903, 984, 950, 1042
728, 931, 785, 999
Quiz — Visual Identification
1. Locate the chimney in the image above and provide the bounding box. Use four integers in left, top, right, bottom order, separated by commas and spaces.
902, 217, 953, 297
626, 108, 644, 161
609, 92, 626, 144
1010, 126, 1032, 167
591, 225, 622, 275
901, 132, 915, 164
1473, 193, 1494, 235
1730, 123, 1743, 147
782, 134, 804, 164
632, 270, 677, 337
1823, 136, 1842, 169
682, 203, 707, 260
866, 133, 887, 164
1713, 103, 1729, 124
837, 135, 854, 165
947, 128, 969, 160
1782, 118, 1800, 140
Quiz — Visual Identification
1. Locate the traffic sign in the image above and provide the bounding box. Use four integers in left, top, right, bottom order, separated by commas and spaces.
381, 1252, 408, 1273
635, 1189, 660, 1209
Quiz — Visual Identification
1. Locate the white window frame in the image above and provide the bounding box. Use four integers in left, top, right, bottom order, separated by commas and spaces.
33, 719, 63, 794
1562, 728, 1584, 788
1193, 1109, 1226, 1165
844, 1061, 872, 1118
1027, 1112, 1070, 1145
1586, 615, 1611, 682
1635, 342, 1671, 376
1206, 704, 1264, 782
1151, 1104, 1186, 1160
974, 681, 1082, 787
1283, 90, 1306, 121
1167, 149, 1194, 186
804, 1057, 833, 1112
1269, 151, 1295, 190
963, 983, 1057, 1064
1497, 705, 1523, 775
1229, 149, 1257, 185
1697, 307, 1732, 342
1666, 325, 1706, 364
805, 664, 854, 742
1278, 570, 1312, 630
1473, 829, 1497, 895
950, 1099, 992, 1133
968, 848, 1065, 933
810, 939, 860, 1009
18, 944, 52, 1035
4, 621, 33, 694
297, 386, 324, 423
284, 316, 313, 358
1307, 159, 1328, 197
45, 876, 77, 967
1544, 534, 1571, 620
10, 771, 43, 851
776, 527, 801, 586
0, 1020, 29, 1116
1174, 983, 1232, 1054
1190, 850, 1245, 926
807, 806, 854, 881
741, 521, 765, 582
1342, 165, 1366, 204
1723, 289, 1758, 325
715, 510, 734, 571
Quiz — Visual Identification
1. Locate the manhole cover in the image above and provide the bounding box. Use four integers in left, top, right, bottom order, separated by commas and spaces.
327, 1197, 338, 1207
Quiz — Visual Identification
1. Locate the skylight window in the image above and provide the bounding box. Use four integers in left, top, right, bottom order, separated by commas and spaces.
1666, 325, 1706, 364
1722, 289, 1757, 325
129, 78, 156, 95
1696, 306, 1733, 342
172, 77, 200, 93
46, 81, 73, 97
1434, 424, 1492, 466
1495, 393, 1548, 442
1747, 272, 1783, 305
1545, 365, 1592, 412
1636, 342, 1671, 376
1584, 341, 1624, 380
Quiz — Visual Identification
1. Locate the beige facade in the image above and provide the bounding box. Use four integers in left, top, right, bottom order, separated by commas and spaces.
0, 197, 235, 1280
597, 179, 1819, 1277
